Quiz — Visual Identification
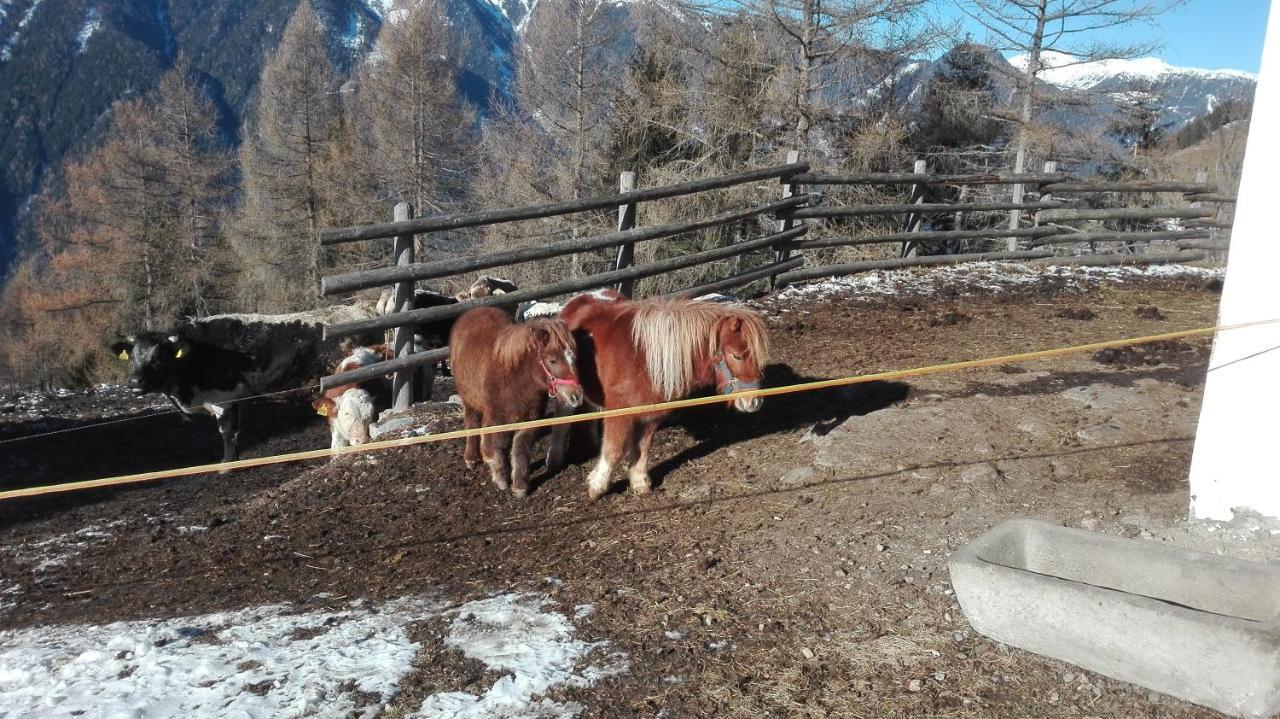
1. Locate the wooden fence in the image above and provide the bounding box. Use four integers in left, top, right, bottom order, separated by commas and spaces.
315, 157, 1233, 401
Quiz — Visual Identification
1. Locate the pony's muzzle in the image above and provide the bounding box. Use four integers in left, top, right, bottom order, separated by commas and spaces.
557, 385, 585, 409
733, 395, 763, 413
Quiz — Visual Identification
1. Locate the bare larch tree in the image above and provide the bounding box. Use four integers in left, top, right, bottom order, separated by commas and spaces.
958, 0, 1185, 234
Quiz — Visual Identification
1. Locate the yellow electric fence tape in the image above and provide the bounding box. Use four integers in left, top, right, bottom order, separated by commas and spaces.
2, 319, 1276, 503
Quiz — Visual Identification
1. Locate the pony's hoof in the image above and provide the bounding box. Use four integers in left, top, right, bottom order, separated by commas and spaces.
629, 482, 651, 496
587, 485, 609, 501
465, 459, 479, 470
511, 486, 529, 498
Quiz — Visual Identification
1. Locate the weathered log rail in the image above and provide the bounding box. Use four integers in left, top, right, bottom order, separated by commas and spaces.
318, 161, 813, 397
317, 155, 1232, 402
325, 225, 807, 340
319, 162, 808, 245
1030, 229, 1213, 246
321, 194, 813, 296
788, 201, 1068, 219
774, 250, 1055, 286
792, 226, 1065, 250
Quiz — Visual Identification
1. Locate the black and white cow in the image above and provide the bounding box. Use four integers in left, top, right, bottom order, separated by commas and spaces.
110, 315, 343, 463
467, 275, 518, 298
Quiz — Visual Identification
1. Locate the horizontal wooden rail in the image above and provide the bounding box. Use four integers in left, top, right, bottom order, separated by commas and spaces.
789, 201, 1067, 219
325, 225, 808, 339
1175, 239, 1231, 251
1039, 181, 1216, 194
791, 226, 1064, 250
1030, 229, 1213, 246
1184, 193, 1237, 203
321, 348, 449, 392
661, 257, 805, 299
1183, 219, 1234, 230
319, 162, 809, 245
790, 172, 1068, 186
1030, 251, 1206, 267
1036, 206, 1214, 223
774, 249, 1053, 285
321, 194, 814, 296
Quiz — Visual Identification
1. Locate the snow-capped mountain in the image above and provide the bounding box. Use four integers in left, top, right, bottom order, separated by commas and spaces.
0, 0, 540, 278
1008, 51, 1256, 130
0, 2, 1254, 282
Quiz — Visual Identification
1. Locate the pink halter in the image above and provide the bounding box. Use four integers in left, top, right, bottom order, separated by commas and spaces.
540, 358, 581, 398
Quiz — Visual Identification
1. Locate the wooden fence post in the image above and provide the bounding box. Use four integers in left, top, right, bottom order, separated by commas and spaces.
1191, 170, 1216, 257
901, 159, 928, 258
1033, 160, 1057, 250
1008, 164, 1027, 251
613, 171, 638, 297
773, 150, 802, 289
391, 202, 415, 411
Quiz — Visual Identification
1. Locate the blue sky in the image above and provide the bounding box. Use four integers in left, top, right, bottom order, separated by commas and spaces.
937, 0, 1270, 73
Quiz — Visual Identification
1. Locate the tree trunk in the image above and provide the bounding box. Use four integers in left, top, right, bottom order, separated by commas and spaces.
1008, 0, 1049, 245
795, 0, 816, 152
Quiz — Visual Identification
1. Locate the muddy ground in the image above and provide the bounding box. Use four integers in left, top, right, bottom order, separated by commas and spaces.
1, 268, 1270, 718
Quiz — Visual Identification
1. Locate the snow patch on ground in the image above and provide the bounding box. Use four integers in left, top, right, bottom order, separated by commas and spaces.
0, 596, 442, 718
0, 593, 623, 718
0, 581, 21, 618
75, 7, 100, 53
2, 520, 125, 575
413, 594, 626, 718
0, 383, 168, 422
755, 262, 1222, 309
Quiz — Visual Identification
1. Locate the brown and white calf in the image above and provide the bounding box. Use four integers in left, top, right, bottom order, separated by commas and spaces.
313, 346, 392, 453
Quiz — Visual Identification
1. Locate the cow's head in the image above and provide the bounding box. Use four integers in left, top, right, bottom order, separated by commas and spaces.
110, 332, 192, 394
315, 389, 378, 446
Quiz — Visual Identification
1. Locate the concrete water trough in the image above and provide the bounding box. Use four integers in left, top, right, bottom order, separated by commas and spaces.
949, 519, 1280, 718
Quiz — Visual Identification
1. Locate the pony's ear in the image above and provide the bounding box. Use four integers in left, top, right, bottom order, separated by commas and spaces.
532, 326, 552, 347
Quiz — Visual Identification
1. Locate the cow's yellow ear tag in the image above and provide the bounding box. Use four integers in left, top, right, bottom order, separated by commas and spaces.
117, 350, 130, 361
316, 404, 329, 417
174, 347, 186, 359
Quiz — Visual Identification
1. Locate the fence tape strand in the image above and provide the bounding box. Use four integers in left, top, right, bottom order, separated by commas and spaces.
2, 318, 1277, 503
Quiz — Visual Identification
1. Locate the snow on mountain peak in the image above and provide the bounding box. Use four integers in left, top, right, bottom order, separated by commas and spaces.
1008, 51, 1257, 90
76, 8, 102, 54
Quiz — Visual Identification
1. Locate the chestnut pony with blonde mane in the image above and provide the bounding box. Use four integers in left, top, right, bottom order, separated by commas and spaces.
450, 307, 584, 496
549, 293, 769, 500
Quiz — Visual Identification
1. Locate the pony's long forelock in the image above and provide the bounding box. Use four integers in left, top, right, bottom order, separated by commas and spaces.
630, 300, 769, 401
493, 318, 576, 370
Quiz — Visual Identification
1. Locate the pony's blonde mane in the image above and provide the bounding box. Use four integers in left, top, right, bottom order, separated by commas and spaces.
630, 300, 769, 401
493, 318, 576, 370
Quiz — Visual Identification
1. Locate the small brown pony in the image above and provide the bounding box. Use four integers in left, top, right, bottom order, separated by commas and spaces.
550, 294, 769, 500
450, 307, 584, 496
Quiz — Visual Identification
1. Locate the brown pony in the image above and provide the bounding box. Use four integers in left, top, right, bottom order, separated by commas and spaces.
449, 307, 584, 496
550, 294, 769, 500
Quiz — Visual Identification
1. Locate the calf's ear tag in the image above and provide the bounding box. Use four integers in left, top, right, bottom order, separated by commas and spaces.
117, 350, 130, 361
174, 347, 186, 359
316, 404, 329, 417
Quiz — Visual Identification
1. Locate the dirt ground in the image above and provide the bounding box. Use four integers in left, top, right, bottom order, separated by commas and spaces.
1, 267, 1269, 718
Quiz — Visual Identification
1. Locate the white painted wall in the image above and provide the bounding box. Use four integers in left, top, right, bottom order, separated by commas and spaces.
1188, 0, 1280, 521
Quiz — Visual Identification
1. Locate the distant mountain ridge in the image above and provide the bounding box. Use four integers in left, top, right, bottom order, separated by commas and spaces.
0, 2, 1255, 282
1008, 51, 1257, 131
0, 0, 522, 280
